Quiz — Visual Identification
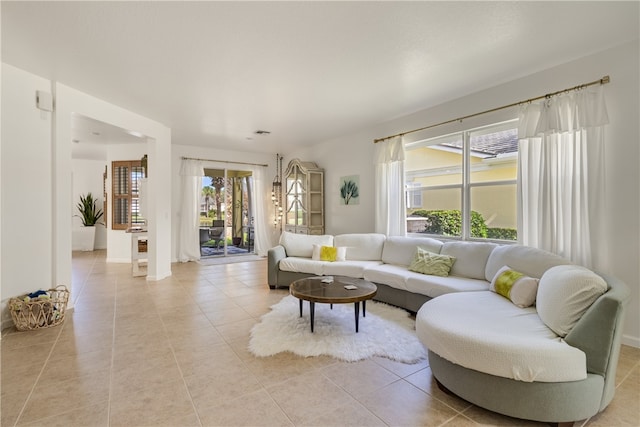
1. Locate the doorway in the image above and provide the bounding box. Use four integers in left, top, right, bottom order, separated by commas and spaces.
200, 168, 255, 257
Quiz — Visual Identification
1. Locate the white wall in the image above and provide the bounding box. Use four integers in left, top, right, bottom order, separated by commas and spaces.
289, 41, 640, 347
0, 65, 173, 327
72, 159, 107, 250
1, 3, 3, 336
170, 144, 277, 262
55, 83, 172, 283
1, 64, 53, 326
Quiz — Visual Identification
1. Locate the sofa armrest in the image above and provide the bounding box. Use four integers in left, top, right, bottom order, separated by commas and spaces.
564, 272, 630, 410
268, 245, 287, 287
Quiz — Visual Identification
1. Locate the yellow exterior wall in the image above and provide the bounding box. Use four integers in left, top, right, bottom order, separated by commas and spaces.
406, 146, 517, 229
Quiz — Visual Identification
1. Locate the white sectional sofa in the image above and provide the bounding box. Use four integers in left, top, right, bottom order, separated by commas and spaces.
267, 231, 630, 425
268, 232, 569, 311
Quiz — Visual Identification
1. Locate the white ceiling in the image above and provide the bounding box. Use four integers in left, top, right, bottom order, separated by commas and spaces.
2, 1, 638, 155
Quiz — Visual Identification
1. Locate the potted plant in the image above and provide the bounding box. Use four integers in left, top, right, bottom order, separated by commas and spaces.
75, 193, 104, 251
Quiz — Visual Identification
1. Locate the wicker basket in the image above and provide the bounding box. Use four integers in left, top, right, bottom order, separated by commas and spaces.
9, 286, 70, 331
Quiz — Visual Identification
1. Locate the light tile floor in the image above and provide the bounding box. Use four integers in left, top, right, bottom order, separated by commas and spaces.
2, 250, 639, 427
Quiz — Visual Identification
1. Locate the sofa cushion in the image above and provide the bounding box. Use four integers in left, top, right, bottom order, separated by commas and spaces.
381, 236, 444, 266
333, 233, 386, 261
406, 274, 489, 298
279, 232, 333, 258
490, 265, 539, 308
363, 264, 410, 291
441, 241, 497, 280
322, 260, 382, 279
416, 291, 587, 382
408, 248, 456, 277
278, 257, 325, 276
485, 244, 571, 282
537, 265, 607, 337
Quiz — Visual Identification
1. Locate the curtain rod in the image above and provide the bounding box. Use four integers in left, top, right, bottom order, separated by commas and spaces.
373, 75, 610, 144
182, 156, 268, 167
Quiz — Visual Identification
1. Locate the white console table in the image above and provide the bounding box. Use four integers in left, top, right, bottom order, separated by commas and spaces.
127, 229, 148, 277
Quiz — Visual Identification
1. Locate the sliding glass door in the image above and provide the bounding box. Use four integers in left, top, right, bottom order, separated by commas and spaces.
200, 168, 254, 257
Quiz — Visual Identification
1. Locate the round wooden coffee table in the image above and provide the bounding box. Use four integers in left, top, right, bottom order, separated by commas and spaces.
290, 276, 377, 333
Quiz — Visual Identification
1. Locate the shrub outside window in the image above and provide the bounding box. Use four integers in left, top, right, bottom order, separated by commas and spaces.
405, 120, 518, 241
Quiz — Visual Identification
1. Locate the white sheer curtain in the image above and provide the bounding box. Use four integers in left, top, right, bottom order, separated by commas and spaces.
374, 135, 406, 236
177, 159, 204, 262
248, 165, 272, 257
518, 85, 608, 268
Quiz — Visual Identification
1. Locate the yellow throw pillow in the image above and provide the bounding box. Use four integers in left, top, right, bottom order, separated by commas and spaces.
320, 245, 338, 261
312, 245, 347, 262
408, 247, 456, 277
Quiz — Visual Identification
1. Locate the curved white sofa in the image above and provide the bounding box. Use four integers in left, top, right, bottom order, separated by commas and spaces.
267, 232, 630, 425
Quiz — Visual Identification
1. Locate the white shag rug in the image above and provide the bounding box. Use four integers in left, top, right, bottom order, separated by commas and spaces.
249, 295, 427, 363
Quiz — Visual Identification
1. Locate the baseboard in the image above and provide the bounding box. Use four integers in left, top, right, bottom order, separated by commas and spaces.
147, 271, 172, 281
106, 257, 131, 263
622, 334, 640, 348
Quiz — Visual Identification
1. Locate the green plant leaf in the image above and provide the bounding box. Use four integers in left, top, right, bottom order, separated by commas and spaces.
76, 192, 104, 226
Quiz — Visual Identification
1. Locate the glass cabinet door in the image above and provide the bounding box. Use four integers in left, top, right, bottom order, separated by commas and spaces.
286, 167, 307, 226
286, 175, 296, 226
283, 159, 323, 234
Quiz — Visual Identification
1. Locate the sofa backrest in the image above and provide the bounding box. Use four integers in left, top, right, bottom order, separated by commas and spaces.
484, 244, 571, 281
334, 233, 386, 261
441, 241, 497, 280
279, 231, 333, 258
381, 236, 444, 266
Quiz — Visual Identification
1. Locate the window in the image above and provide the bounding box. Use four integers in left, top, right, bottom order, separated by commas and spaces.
405, 120, 518, 241
406, 181, 423, 209
112, 160, 145, 230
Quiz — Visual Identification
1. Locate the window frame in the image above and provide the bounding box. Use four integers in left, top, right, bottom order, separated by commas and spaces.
405, 119, 519, 242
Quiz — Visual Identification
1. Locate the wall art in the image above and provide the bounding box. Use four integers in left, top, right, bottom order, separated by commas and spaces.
339, 175, 360, 206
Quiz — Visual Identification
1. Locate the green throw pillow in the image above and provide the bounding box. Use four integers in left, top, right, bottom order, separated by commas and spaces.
490, 265, 539, 308
408, 247, 456, 277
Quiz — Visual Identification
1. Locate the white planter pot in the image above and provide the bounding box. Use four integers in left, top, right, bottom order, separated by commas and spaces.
73, 226, 96, 251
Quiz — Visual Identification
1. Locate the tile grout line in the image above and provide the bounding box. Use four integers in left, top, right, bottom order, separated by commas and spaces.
616, 357, 640, 388
10, 326, 64, 427
317, 367, 394, 426
201, 272, 296, 425
150, 273, 205, 427
10, 252, 101, 426
106, 269, 118, 427
68, 251, 99, 312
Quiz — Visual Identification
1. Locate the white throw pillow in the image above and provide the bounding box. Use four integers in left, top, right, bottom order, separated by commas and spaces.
537, 265, 607, 337
490, 265, 539, 308
279, 232, 333, 258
